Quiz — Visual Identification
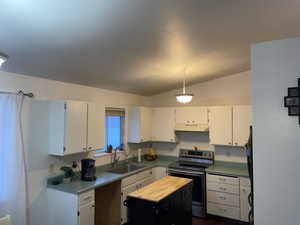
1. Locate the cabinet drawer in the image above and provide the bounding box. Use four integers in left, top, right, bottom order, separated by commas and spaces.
207, 203, 240, 220
79, 190, 95, 206
207, 174, 239, 186
122, 169, 153, 188
207, 191, 239, 207
207, 182, 239, 194
240, 177, 251, 187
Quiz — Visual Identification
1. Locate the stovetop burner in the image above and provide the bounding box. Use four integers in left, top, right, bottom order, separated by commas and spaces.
168, 162, 207, 172
168, 149, 214, 171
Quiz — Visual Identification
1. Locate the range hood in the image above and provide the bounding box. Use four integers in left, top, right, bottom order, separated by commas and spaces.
175, 123, 209, 132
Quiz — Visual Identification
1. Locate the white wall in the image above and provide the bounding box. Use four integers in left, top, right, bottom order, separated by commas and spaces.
0, 68, 251, 225
150, 71, 251, 107
149, 71, 251, 162
252, 38, 300, 225
152, 132, 247, 163
0, 71, 150, 225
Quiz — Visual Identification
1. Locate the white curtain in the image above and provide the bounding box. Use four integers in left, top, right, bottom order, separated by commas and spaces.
0, 94, 29, 225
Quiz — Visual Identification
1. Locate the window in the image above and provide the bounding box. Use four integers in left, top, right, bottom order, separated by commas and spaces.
96, 108, 125, 153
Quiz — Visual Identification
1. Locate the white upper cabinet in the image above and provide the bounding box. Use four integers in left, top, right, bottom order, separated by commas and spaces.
232, 105, 252, 147
49, 100, 88, 155
209, 105, 252, 146
151, 107, 176, 142
128, 107, 152, 143
209, 106, 233, 146
87, 103, 105, 151
175, 107, 208, 131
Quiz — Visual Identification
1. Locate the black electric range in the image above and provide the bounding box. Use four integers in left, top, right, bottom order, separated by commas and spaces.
168, 149, 214, 218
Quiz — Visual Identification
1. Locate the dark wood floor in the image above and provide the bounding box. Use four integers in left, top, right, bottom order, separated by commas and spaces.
193, 216, 246, 225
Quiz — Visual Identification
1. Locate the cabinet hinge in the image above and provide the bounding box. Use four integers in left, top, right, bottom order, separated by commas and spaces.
77, 211, 80, 217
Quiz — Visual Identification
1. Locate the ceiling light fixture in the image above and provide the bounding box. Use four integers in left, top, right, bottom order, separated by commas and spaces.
176, 67, 194, 104
176, 78, 194, 104
0, 53, 8, 67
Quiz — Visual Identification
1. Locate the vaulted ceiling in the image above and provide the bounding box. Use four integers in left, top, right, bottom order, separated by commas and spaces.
1, 0, 300, 95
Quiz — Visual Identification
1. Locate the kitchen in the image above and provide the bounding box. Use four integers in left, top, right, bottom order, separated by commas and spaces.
43, 103, 251, 225
1, 1, 300, 225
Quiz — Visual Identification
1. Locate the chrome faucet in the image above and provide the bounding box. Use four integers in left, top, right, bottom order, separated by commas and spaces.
111, 148, 120, 168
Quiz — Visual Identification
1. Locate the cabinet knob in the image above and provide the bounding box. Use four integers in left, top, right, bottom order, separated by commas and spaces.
235, 143, 238, 145
88, 147, 92, 150
228, 142, 232, 145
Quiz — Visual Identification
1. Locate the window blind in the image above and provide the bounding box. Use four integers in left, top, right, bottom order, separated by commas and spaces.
105, 108, 125, 117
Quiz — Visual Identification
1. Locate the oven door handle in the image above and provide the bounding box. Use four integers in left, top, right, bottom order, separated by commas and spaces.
168, 169, 204, 176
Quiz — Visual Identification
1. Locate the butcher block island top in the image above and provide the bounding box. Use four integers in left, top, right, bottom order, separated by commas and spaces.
128, 176, 193, 202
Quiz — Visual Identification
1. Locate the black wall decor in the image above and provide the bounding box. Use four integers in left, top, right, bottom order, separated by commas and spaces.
284, 78, 300, 123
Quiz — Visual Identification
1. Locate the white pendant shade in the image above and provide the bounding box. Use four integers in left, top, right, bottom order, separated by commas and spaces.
176, 77, 194, 104
176, 94, 193, 104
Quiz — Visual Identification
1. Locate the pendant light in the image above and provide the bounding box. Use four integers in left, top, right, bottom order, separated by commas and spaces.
176, 68, 194, 104
0, 53, 8, 67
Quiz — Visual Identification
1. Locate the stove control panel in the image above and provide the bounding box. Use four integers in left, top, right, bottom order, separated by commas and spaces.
179, 149, 214, 160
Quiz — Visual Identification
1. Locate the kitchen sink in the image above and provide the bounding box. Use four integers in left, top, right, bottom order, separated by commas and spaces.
107, 163, 146, 174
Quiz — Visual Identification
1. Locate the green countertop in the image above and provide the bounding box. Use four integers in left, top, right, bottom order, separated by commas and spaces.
206, 161, 249, 177
47, 157, 249, 195
47, 156, 176, 195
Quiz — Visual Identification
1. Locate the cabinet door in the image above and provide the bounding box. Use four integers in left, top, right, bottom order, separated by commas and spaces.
152, 107, 176, 142
140, 107, 152, 142
121, 183, 138, 224
128, 107, 152, 143
128, 107, 140, 143
209, 106, 233, 146
87, 103, 105, 151
153, 167, 167, 180
65, 101, 88, 154
240, 178, 251, 222
79, 202, 95, 225
175, 107, 208, 124
233, 106, 252, 146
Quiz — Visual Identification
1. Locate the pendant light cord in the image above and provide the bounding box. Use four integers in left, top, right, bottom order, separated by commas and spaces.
183, 66, 188, 94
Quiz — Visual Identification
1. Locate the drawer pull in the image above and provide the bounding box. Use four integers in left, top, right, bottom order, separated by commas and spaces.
219, 187, 227, 191
219, 196, 226, 200
219, 178, 226, 182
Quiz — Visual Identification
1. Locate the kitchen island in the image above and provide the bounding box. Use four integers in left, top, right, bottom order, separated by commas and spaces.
125, 176, 193, 225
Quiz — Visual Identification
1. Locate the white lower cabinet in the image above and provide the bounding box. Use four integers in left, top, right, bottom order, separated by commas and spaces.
152, 167, 167, 180
207, 203, 240, 219
206, 174, 240, 221
79, 201, 95, 225
48, 189, 95, 225
240, 177, 251, 222
207, 191, 239, 207
207, 174, 251, 222
120, 169, 154, 224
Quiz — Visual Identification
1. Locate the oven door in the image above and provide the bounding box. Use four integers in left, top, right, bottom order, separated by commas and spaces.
168, 168, 206, 218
